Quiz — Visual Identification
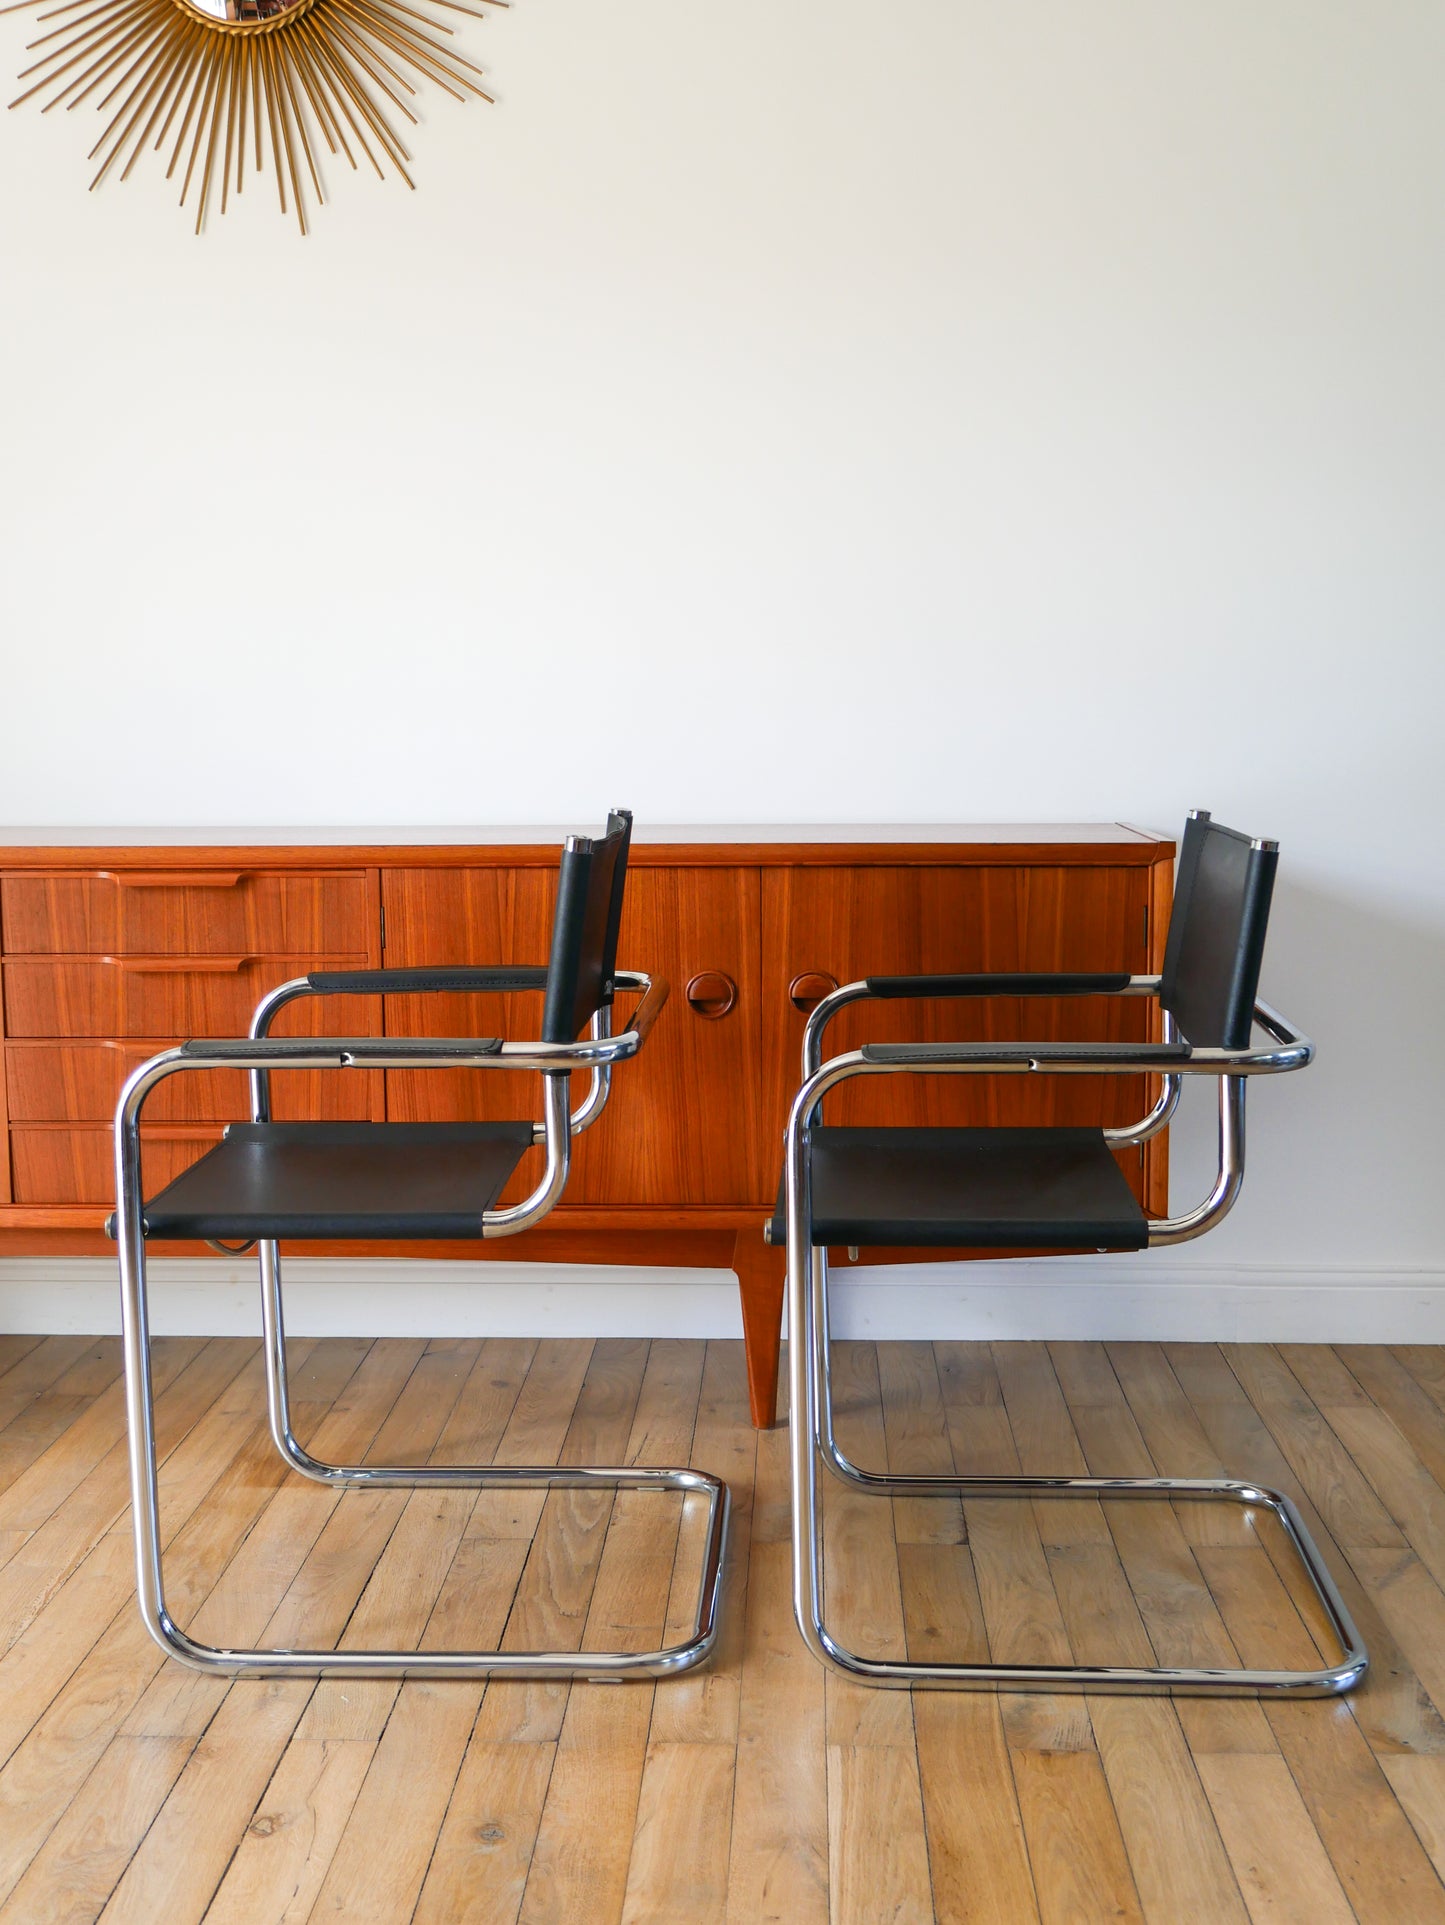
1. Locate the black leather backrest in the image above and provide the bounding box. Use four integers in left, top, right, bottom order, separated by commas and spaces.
541, 810, 633, 1044
1159, 811, 1278, 1049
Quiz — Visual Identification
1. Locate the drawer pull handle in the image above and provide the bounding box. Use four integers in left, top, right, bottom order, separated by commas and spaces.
685, 971, 738, 1020
107, 872, 246, 889
789, 971, 839, 1014
103, 956, 250, 974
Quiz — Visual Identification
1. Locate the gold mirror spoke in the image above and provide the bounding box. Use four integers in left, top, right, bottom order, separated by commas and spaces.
1, 0, 97, 20
233, 25, 244, 185
289, 31, 347, 163
336, 0, 489, 100
164, 29, 210, 170
330, 3, 466, 105
192, 31, 229, 229
16, 0, 135, 62
122, 19, 196, 173
218, 25, 236, 207
11, 4, 146, 107
273, 39, 324, 203
322, 34, 412, 173
323, 11, 416, 123
176, 31, 218, 194
53, 14, 165, 112
93, 11, 178, 109
151, 22, 200, 151
267, 36, 307, 231
87, 15, 182, 167
351, 0, 493, 87
293, 12, 383, 178
258, 30, 284, 209
27, 2, 142, 57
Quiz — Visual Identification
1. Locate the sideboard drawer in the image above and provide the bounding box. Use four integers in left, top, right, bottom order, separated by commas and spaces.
12, 1124, 224, 1206
0, 871, 370, 956
5, 1043, 377, 1124
1, 957, 377, 1040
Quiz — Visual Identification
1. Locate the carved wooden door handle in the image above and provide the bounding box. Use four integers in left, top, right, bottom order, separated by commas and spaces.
106, 872, 245, 889
789, 971, 839, 1013
685, 971, 738, 1019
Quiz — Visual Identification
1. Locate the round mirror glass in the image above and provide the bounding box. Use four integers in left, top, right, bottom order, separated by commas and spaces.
185, 0, 308, 19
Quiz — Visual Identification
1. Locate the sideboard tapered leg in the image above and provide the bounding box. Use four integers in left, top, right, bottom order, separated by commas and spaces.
733, 1227, 787, 1428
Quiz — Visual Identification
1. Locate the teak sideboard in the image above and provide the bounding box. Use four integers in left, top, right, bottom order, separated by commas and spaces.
0, 825, 1175, 1426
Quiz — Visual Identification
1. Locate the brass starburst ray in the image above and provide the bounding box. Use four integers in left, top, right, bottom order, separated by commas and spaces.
3, 0, 505, 229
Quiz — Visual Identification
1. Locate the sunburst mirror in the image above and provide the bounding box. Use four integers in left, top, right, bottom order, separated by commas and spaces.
3, 0, 505, 231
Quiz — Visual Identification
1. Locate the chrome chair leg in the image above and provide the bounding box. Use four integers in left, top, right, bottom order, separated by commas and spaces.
810, 1245, 884, 1492
786, 1243, 1365, 1696
115, 1203, 729, 1680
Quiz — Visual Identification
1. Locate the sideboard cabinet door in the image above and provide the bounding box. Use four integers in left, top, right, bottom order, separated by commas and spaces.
382, 866, 764, 1205
381, 864, 557, 1138
759, 863, 1155, 1198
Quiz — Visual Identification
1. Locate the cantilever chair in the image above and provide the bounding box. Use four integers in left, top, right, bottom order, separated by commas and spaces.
774, 811, 1365, 1697
110, 811, 729, 1682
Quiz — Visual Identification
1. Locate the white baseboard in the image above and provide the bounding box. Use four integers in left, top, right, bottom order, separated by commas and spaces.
2, 1256, 1443, 1344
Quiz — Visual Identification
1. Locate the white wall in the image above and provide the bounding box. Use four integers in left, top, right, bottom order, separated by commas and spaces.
2, 3, 1443, 1334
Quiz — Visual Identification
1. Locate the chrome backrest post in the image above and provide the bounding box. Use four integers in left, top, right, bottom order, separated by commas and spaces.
567, 1006, 613, 1137
803, 982, 873, 1086
1104, 1009, 1184, 1147
248, 977, 315, 1123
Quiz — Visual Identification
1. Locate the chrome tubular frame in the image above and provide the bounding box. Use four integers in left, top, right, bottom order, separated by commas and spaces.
113, 973, 731, 1681
1103, 1007, 1183, 1148
782, 1003, 1366, 1696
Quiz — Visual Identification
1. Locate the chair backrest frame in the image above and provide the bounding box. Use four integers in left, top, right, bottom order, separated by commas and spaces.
541, 809, 634, 1044
1159, 809, 1278, 1051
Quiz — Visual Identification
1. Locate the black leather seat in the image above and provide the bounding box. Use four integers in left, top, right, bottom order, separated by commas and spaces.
139, 1119, 536, 1241
769, 1124, 1152, 1250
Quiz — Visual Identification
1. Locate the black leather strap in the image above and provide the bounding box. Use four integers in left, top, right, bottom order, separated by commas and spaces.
305, 966, 548, 995
861, 1039, 1191, 1065
864, 972, 1132, 999
180, 1037, 503, 1060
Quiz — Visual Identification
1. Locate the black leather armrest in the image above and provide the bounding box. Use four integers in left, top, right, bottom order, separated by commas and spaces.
860, 1039, 1191, 1065
305, 966, 549, 996
180, 1036, 505, 1060
863, 972, 1133, 999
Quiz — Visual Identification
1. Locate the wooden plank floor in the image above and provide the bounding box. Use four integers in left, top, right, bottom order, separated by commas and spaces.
3, 1335, 1445, 1921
